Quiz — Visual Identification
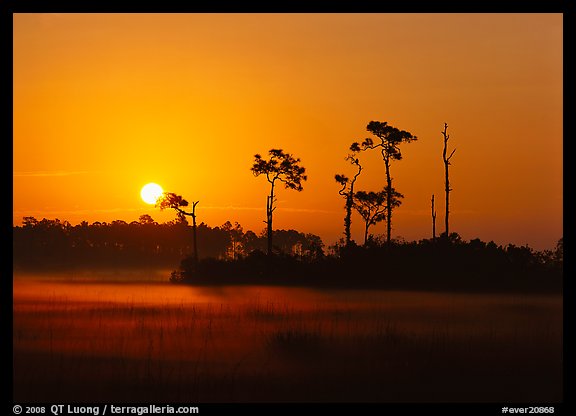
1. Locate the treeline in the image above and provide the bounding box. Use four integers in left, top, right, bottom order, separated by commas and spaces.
12, 215, 324, 271
12, 215, 563, 293
174, 234, 563, 294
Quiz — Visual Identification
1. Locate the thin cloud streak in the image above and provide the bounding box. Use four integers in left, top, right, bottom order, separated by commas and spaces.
13, 170, 95, 177
201, 205, 337, 214
13, 207, 144, 217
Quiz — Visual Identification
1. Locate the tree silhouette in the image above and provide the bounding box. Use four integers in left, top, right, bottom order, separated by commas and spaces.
431, 194, 437, 241
353, 187, 402, 246
221, 221, 244, 260
138, 214, 157, 225
156, 192, 200, 263
335, 144, 363, 247
353, 121, 417, 244
251, 149, 307, 256
442, 123, 456, 236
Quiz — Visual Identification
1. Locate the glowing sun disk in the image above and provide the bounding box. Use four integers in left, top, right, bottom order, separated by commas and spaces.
141, 183, 163, 205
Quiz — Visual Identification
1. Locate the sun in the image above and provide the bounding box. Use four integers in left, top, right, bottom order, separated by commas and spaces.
141, 183, 164, 205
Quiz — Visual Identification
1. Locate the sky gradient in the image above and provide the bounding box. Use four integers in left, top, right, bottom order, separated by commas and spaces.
13, 13, 563, 250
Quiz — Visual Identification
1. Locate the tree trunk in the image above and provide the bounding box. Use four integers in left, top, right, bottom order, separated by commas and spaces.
191, 201, 199, 263
364, 221, 369, 246
266, 182, 275, 256
385, 157, 392, 245
344, 163, 361, 247
345, 192, 353, 246
444, 161, 450, 236
442, 123, 454, 237
431, 194, 436, 241
191, 214, 198, 262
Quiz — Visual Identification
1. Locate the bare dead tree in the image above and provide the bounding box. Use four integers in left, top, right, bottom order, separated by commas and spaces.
431, 194, 437, 241
442, 123, 456, 236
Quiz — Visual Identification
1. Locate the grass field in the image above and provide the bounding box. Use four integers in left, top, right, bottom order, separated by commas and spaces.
13, 274, 563, 403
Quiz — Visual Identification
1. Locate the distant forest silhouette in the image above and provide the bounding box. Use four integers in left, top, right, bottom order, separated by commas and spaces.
12, 215, 323, 270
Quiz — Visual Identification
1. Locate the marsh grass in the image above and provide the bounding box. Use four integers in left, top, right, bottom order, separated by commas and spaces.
13, 278, 562, 403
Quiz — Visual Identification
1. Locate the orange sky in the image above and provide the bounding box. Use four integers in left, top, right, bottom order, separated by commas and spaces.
13, 13, 563, 250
